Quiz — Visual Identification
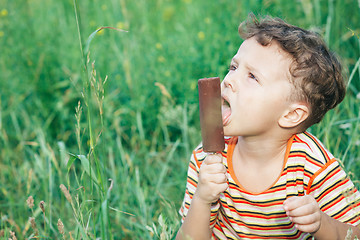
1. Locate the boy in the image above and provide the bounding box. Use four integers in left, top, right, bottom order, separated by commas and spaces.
176, 15, 360, 239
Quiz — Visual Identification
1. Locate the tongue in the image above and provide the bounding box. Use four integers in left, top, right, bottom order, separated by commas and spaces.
222, 104, 231, 125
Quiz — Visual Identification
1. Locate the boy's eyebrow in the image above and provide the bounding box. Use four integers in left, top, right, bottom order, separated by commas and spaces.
245, 62, 265, 80
231, 54, 266, 80
230, 54, 240, 64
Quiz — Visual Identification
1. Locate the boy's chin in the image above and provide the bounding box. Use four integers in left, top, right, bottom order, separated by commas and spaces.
223, 128, 232, 137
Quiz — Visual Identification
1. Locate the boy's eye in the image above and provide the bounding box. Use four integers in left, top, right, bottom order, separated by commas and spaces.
249, 72, 258, 81
229, 64, 237, 71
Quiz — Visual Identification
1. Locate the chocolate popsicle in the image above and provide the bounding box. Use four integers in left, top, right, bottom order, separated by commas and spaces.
198, 77, 225, 153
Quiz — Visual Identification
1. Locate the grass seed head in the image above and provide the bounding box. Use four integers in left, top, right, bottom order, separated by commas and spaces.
9, 230, 17, 240
57, 218, 65, 235
60, 184, 72, 203
26, 196, 34, 209
39, 201, 45, 213
29, 217, 38, 235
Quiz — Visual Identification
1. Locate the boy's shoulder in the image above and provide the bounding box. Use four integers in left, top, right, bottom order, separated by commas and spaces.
290, 131, 335, 167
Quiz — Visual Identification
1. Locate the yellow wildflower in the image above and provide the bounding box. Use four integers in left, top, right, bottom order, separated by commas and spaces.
163, 7, 174, 21
1, 9, 8, 17
156, 43, 162, 49
157, 56, 165, 63
116, 21, 129, 30
197, 31, 205, 40
117, 22, 125, 29
101, 4, 107, 10
0, 31, 4, 37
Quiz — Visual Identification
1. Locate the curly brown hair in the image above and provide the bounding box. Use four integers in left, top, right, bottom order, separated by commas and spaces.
238, 14, 346, 130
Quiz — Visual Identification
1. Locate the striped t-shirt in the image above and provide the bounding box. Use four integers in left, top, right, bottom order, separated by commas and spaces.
179, 132, 360, 239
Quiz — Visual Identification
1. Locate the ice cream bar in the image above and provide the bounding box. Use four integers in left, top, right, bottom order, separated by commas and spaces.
198, 77, 225, 153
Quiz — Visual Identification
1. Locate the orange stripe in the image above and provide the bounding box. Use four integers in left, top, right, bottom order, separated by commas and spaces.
332, 205, 352, 219
219, 214, 297, 237
349, 216, 360, 225
194, 148, 203, 154
318, 178, 347, 203
189, 160, 197, 171
289, 152, 323, 168
306, 158, 337, 194
192, 150, 201, 169
305, 132, 331, 161
294, 133, 313, 151
187, 177, 198, 188
225, 206, 287, 220
292, 152, 321, 165
311, 166, 342, 194
223, 195, 285, 208
321, 194, 344, 212
227, 180, 291, 194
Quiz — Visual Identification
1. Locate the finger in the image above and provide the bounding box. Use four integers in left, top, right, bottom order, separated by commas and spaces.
289, 212, 320, 225
294, 222, 320, 234
286, 202, 319, 218
201, 162, 227, 174
209, 173, 228, 184
204, 153, 223, 165
283, 195, 314, 211
216, 182, 229, 194
205, 182, 229, 201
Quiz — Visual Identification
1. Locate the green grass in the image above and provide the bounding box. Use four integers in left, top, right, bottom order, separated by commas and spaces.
0, 0, 360, 239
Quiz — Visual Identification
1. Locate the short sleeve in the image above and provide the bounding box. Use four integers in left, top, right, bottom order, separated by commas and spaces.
179, 149, 221, 227
179, 152, 199, 222
308, 159, 360, 225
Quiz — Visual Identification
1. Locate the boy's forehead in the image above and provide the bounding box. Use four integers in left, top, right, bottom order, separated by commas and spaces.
233, 37, 293, 81
237, 38, 286, 55
237, 38, 292, 63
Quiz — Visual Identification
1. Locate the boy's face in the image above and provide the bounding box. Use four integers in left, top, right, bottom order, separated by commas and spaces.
221, 37, 294, 137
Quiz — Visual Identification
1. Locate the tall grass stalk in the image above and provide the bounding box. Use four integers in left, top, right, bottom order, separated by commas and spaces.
71, 0, 129, 238
72, 0, 107, 238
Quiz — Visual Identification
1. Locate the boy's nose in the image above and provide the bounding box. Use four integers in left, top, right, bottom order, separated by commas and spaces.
222, 75, 235, 92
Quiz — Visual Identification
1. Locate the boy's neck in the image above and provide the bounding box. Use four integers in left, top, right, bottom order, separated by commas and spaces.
235, 133, 292, 166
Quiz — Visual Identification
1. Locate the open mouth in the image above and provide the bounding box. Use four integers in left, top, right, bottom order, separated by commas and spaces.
222, 96, 231, 126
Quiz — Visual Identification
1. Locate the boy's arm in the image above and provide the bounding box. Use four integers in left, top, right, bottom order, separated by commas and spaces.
176, 196, 212, 240
283, 195, 360, 240
176, 154, 228, 240
315, 211, 360, 240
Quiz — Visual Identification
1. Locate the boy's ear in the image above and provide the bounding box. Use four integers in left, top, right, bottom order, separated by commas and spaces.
278, 103, 309, 129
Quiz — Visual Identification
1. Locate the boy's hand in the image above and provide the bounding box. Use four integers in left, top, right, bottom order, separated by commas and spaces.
195, 153, 228, 204
283, 195, 322, 234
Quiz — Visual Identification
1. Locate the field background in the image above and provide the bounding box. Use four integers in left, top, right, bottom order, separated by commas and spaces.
1, 0, 360, 239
